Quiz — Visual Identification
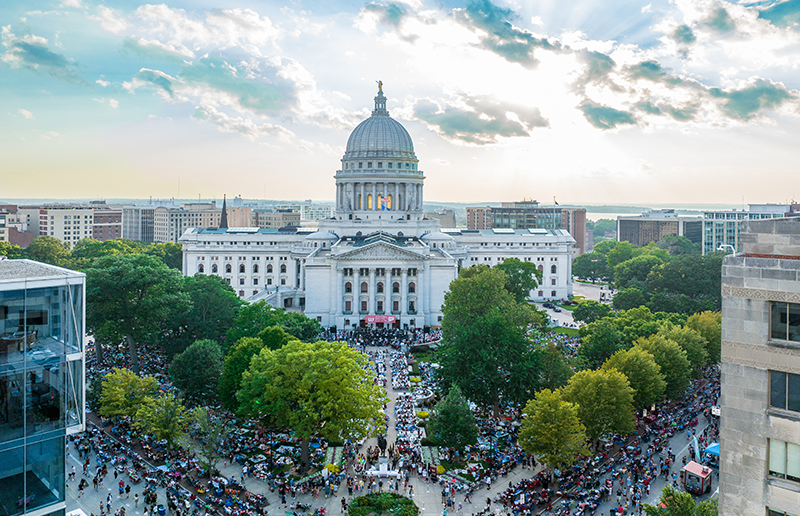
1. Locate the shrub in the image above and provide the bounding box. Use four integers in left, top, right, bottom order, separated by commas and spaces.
416, 411, 429, 418
349, 493, 419, 516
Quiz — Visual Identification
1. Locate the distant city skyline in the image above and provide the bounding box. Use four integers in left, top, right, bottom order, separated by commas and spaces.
2, 0, 798, 203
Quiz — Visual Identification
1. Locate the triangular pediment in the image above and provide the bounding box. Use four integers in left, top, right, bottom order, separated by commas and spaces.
335, 241, 425, 261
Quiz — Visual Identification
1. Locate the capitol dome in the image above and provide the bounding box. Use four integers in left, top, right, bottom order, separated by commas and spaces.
342, 86, 417, 162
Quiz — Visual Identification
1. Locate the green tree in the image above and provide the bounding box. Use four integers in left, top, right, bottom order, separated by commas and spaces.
646, 255, 723, 312
193, 407, 229, 478
144, 242, 183, 270
593, 240, 619, 255
588, 219, 616, 236
635, 335, 692, 399
613, 287, 649, 310
561, 369, 635, 443
657, 235, 701, 256
437, 266, 539, 414
577, 318, 627, 369
99, 368, 159, 418
572, 252, 612, 283
0, 241, 24, 259
167, 274, 242, 357
658, 325, 708, 376
614, 255, 664, 289
86, 254, 191, 372
643, 485, 718, 516
277, 311, 322, 343
169, 340, 224, 405
219, 337, 270, 411
426, 385, 478, 452
538, 343, 574, 390
225, 301, 320, 349
602, 348, 666, 410
572, 300, 611, 324
258, 325, 298, 350
238, 340, 387, 471
495, 258, 542, 303
25, 236, 70, 266
134, 392, 193, 451
518, 389, 589, 481
69, 238, 143, 270
686, 311, 722, 364
615, 306, 662, 346
607, 241, 634, 269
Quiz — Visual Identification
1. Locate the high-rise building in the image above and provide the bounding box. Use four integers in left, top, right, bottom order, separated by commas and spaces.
719, 217, 800, 515
122, 206, 156, 243
423, 209, 456, 228
703, 204, 799, 255
616, 209, 703, 247
0, 257, 86, 516
466, 207, 492, 230
252, 209, 301, 229
273, 203, 335, 222
561, 208, 588, 256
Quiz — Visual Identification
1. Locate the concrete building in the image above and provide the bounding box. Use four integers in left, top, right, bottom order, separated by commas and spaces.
90, 208, 122, 242
703, 204, 799, 255
424, 209, 456, 228
252, 209, 301, 229
719, 217, 800, 515
616, 209, 702, 247
561, 207, 588, 256
0, 257, 86, 516
122, 206, 155, 243
153, 203, 252, 243
181, 87, 575, 325
273, 203, 335, 222
466, 207, 492, 230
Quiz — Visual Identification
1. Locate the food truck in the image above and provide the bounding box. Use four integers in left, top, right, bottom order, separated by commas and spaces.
682, 460, 713, 495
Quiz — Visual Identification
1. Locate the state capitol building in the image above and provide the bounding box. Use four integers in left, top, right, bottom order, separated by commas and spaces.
180, 86, 575, 330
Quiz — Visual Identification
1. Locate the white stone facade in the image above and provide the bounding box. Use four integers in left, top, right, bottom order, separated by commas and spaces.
179, 88, 574, 329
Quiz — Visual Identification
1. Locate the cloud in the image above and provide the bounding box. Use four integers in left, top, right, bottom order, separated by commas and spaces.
414, 94, 549, 144
179, 57, 284, 111
90, 5, 127, 33
121, 37, 192, 63
17, 108, 34, 119
758, 0, 800, 28
710, 79, 793, 120
130, 68, 177, 98
61, 0, 82, 8
706, 7, 735, 32
453, 0, 559, 69
641, 4, 653, 14
673, 25, 696, 44
579, 102, 636, 129
1, 31, 88, 85
573, 50, 617, 92
109, 99, 119, 108
625, 60, 683, 85
192, 104, 294, 141
96, 79, 109, 87
363, 3, 408, 27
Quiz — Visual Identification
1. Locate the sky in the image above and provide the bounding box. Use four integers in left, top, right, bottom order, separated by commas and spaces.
1, 0, 799, 205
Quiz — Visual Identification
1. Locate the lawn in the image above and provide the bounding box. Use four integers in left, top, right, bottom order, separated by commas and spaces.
550, 326, 580, 337
556, 295, 585, 311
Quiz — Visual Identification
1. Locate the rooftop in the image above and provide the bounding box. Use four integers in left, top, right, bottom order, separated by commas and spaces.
0, 258, 84, 281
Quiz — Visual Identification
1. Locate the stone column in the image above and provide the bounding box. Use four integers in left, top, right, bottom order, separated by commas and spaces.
401, 269, 408, 317
353, 267, 360, 316
369, 268, 376, 315
372, 183, 377, 211
394, 183, 399, 213
416, 267, 424, 324
360, 183, 365, 211
336, 269, 343, 317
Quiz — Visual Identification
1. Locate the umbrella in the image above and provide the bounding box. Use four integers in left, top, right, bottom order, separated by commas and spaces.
704, 443, 720, 457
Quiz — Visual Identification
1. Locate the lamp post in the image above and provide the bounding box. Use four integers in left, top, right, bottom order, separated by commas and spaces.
717, 244, 736, 256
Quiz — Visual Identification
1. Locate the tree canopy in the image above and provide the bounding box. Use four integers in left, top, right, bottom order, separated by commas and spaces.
134, 392, 193, 451
437, 266, 540, 413
657, 235, 701, 256
99, 368, 159, 418
634, 335, 692, 399
643, 485, 718, 516
25, 236, 70, 266
169, 340, 224, 405
561, 369, 635, 442
518, 389, 589, 479
426, 385, 478, 452
572, 252, 612, 283
224, 301, 321, 349
86, 254, 190, 372
602, 348, 666, 410
686, 311, 722, 364
577, 318, 627, 369
495, 258, 542, 303
238, 340, 387, 470
572, 300, 611, 325
658, 325, 709, 376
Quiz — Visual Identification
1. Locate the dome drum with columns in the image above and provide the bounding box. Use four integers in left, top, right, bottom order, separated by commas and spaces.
335, 90, 424, 220
179, 84, 575, 330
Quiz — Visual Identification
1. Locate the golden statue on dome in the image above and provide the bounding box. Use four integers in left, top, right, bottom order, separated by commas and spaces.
376, 80, 383, 94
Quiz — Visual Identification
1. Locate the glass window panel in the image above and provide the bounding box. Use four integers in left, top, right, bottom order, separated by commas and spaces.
771, 371, 787, 410
0, 370, 25, 443
25, 436, 65, 512
0, 445, 25, 516
772, 303, 789, 341
65, 359, 83, 429
26, 364, 65, 436
770, 440, 787, 477
788, 443, 800, 482
789, 303, 800, 343
0, 289, 26, 365
789, 374, 800, 413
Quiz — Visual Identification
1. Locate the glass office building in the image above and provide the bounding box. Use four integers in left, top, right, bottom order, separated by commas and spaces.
0, 258, 85, 516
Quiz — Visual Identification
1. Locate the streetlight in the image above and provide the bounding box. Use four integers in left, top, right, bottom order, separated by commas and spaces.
717, 244, 736, 256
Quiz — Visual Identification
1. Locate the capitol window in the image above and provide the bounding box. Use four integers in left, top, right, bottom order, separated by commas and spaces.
359, 162, 363, 169
367, 162, 372, 168
345, 282, 352, 293
377, 162, 382, 168
361, 282, 368, 293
